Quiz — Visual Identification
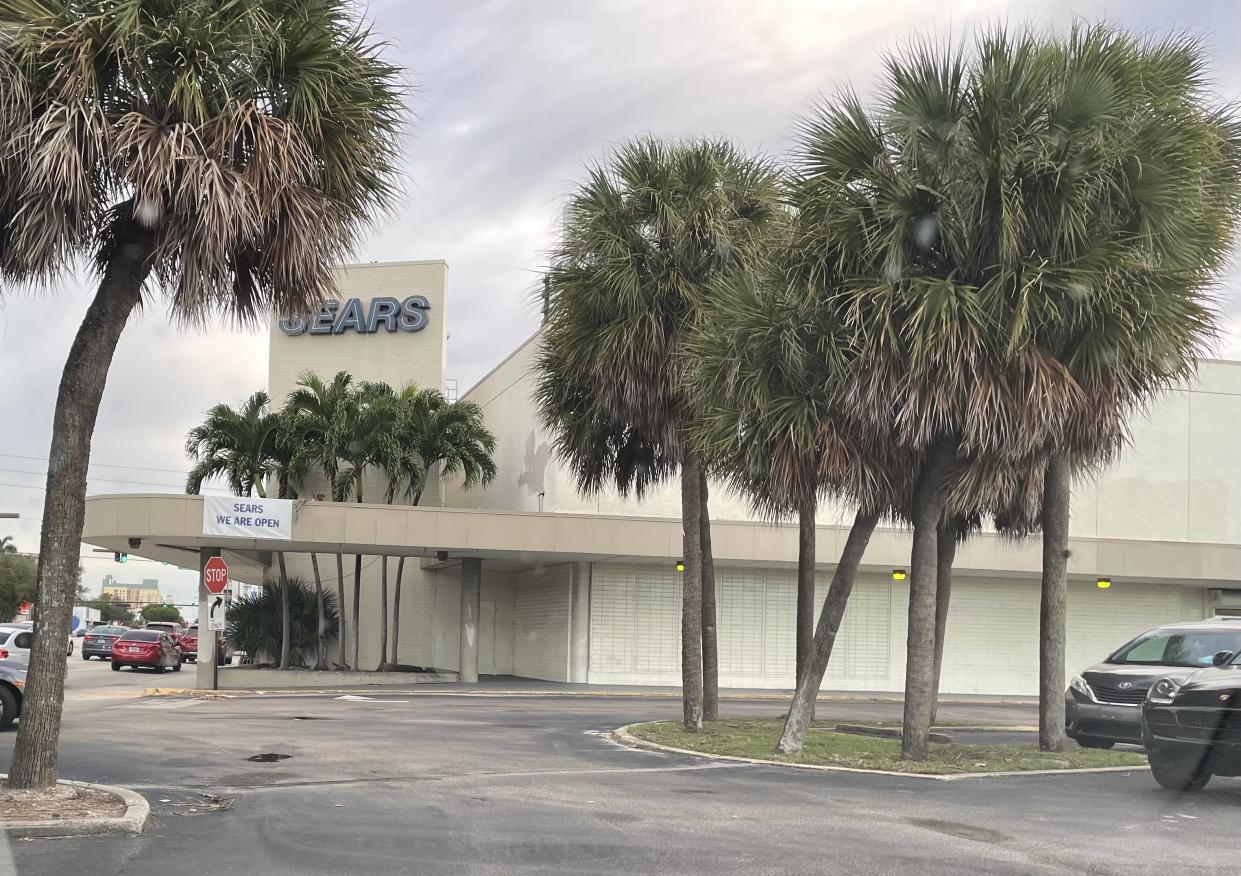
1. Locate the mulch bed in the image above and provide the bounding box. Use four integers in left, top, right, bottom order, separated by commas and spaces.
0, 785, 127, 822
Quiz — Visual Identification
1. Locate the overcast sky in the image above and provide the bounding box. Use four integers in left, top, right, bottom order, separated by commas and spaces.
1, 0, 1239, 610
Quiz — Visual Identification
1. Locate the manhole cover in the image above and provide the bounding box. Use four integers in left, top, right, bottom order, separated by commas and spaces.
245, 752, 292, 763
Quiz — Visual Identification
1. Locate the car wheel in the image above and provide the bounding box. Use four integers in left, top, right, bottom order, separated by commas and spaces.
81, 653, 91, 661
172, 661, 181, 672
111, 661, 121, 671
1150, 750, 1212, 791
218, 654, 229, 666
0, 685, 17, 730
1077, 738, 1115, 750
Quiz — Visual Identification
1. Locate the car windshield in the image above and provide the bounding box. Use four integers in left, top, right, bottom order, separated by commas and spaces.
1108, 629, 1241, 667
120, 631, 161, 642
90, 627, 124, 636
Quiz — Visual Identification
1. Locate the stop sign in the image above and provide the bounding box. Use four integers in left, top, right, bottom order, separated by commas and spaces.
203, 556, 229, 594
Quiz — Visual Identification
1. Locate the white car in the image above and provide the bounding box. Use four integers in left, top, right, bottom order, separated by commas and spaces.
0, 623, 75, 664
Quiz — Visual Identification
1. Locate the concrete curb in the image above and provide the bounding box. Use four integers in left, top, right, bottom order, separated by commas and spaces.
611, 724, 1147, 782
0, 775, 150, 838
141, 687, 1036, 706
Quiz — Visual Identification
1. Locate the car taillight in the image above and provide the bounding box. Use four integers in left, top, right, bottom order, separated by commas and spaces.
0, 648, 8, 659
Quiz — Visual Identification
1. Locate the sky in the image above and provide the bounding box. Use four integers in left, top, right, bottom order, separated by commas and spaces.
1, 0, 1239, 610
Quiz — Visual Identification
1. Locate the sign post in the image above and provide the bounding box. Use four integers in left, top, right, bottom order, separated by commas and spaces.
198, 549, 222, 691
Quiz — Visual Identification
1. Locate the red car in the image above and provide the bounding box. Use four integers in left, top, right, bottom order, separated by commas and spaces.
111, 630, 182, 672
180, 626, 232, 666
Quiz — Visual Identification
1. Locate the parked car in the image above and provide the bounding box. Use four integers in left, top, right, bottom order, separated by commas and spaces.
1065, 619, 1241, 748
178, 626, 230, 665
82, 625, 130, 660
2, 622, 84, 659
144, 621, 185, 651
0, 660, 26, 729
1141, 649, 1241, 791
111, 630, 182, 673
0, 626, 33, 666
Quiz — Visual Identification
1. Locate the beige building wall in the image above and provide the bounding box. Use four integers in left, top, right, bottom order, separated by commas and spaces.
447, 333, 1241, 549
269, 260, 451, 507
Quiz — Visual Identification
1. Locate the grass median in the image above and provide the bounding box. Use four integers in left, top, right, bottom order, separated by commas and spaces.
624, 718, 1148, 775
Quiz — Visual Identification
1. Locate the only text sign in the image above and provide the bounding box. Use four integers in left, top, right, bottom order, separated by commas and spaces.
203, 496, 293, 541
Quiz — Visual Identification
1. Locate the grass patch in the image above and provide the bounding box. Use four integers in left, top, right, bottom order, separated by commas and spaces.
625, 719, 1148, 775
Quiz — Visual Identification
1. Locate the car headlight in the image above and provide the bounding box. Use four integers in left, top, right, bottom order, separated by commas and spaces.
1147, 677, 1181, 705
1069, 675, 1096, 701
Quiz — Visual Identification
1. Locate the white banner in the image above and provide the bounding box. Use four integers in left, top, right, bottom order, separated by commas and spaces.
202, 496, 294, 541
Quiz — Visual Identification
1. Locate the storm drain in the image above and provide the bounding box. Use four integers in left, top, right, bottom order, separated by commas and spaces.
245, 752, 292, 763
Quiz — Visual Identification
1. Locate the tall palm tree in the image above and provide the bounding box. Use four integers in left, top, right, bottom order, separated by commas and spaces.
792, 26, 1240, 759
691, 266, 900, 754
536, 138, 784, 731
0, 0, 402, 789
284, 370, 358, 669
382, 385, 497, 667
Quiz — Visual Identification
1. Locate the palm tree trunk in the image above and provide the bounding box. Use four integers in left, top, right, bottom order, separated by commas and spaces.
930, 516, 959, 727
378, 557, 389, 671
680, 450, 704, 732
336, 553, 347, 669
352, 553, 362, 670
796, 494, 816, 691
277, 552, 291, 670
391, 556, 405, 665
777, 510, 880, 754
901, 438, 957, 761
1040, 451, 1071, 752
7, 227, 154, 790
310, 553, 326, 670
699, 470, 718, 722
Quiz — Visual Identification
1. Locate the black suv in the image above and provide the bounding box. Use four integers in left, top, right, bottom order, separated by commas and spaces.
1065, 619, 1241, 749
1141, 650, 1241, 791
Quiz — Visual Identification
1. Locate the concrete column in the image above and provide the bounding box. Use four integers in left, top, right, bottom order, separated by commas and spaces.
458, 558, 482, 683
196, 547, 221, 691
568, 562, 591, 683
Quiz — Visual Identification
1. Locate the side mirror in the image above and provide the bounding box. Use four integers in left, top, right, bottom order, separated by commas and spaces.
1212, 650, 1234, 667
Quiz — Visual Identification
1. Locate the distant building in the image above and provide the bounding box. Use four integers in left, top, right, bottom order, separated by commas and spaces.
100, 575, 164, 607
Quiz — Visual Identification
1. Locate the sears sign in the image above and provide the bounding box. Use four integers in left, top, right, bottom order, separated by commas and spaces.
279, 295, 431, 336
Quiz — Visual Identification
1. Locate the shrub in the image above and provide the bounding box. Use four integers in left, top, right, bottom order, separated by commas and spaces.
225, 577, 339, 667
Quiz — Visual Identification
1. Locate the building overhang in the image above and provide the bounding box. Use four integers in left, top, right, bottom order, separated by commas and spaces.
81, 493, 1241, 589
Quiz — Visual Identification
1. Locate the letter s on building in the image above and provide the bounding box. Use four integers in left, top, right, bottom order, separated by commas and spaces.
399, 295, 431, 332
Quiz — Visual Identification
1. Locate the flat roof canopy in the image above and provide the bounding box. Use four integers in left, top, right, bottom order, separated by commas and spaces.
81, 493, 1241, 588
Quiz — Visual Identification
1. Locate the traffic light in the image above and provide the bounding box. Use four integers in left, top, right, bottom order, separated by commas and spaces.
114, 551, 128, 563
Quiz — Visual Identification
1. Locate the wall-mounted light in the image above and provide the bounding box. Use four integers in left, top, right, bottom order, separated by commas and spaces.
1097, 577, 1112, 590
676, 560, 685, 572
892, 569, 906, 582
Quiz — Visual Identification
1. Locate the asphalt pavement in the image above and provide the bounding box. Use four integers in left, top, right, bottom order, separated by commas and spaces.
0, 687, 1238, 875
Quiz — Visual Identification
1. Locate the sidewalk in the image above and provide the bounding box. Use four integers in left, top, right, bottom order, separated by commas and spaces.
145, 674, 1040, 706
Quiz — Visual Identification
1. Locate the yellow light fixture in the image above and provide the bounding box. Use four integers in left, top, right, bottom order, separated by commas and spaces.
1097, 577, 1112, 590
676, 560, 685, 572
892, 569, 907, 582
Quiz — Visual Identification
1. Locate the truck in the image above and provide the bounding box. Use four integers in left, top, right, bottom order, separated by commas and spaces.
70, 606, 101, 636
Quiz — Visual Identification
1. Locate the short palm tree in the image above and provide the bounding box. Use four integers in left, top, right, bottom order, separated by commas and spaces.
536, 137, 784, 730
225, 577, 339, 668
0, 537, 16, 554
381, 385, 496, 667
184, 392, 283, 497
284, 370, 358, 669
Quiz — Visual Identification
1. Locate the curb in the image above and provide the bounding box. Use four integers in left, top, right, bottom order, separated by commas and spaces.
141, 687, 1036, 706
611, 725, 1147, 782
0, 776, 150, 838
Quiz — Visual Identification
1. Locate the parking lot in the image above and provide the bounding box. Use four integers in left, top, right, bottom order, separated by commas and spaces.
0, 686, 1237, 875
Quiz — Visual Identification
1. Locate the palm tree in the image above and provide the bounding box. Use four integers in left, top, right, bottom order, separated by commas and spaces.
0, 0, 402, 789
0, 537, 16, 554
691, 266, 900, 754
284, 371, 358, 669
792, 26, 1240, 759
185, 392, 283, 497
536, 138, 783, 730
184, 390, 299, 670
382, 385, 497, 667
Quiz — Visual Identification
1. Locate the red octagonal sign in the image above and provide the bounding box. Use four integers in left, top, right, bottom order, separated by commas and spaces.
203, 556, 229, 595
